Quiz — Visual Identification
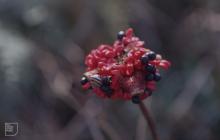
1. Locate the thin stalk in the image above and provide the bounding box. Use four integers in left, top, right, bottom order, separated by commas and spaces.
138, 100, 159, 140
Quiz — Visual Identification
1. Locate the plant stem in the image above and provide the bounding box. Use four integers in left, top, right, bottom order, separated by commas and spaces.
138, 100, 159, 140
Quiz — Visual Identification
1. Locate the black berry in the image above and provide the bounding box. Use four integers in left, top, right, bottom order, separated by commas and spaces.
117, 31, 125, 40
147, 51, 156, 60
132, 95, 140, 104
81, 76, 88, 85
102, 76, 111, 86
154, 73, 161, 81
101, 86, 113, 97
145, 73, 154, 81
140, 54, 149, 64
145, 64, 156, 73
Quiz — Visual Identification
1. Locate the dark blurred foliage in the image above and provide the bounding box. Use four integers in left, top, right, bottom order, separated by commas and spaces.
0, 0, 219, 140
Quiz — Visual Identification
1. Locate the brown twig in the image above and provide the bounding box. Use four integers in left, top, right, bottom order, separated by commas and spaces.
138, 100, 159, 140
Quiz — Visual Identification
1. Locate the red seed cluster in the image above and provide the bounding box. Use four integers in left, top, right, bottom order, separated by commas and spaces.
81, 28, 170, 103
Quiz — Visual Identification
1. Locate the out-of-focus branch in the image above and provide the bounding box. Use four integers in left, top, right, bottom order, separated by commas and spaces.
168, 56, 214, 120
99, 119, 122, 140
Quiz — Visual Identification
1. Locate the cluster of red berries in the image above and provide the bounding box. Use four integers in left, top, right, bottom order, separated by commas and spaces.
81, 28, 170, 103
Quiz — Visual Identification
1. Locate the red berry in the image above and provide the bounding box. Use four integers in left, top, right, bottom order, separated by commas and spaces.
134, 59, 142, 70
125, 63, 134, 76
82, 82, 91, 90
126, 28, 133, 38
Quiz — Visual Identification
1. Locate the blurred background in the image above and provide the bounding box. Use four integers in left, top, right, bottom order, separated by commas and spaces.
0, 0, 219, 140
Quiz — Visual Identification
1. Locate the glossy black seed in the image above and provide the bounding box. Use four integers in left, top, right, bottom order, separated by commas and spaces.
81, 76, 88, 85
145, 73, 154, 81
102, 76, 111, 86
132, 95, 140, 104
117, 31, 125, 40
147, 51, 156, 60
145, 64, 156, 73
154, 73, 161, 81
101, 86, 113, 97
140, 54, 149, 64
